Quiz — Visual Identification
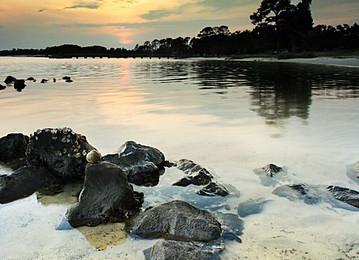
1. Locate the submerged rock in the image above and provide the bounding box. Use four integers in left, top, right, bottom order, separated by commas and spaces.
238, 198, 271, 217
26, 127, 95, 179
14, 79, 26, 92
4, 75, 16, 84
66, 162, 143, 227
174, 159, 213, 187
0, 133, 29, 165
327, 186, 359, 208
144, 240, 221, 260
0, 166, 56, 204
272, 184, 321, 204
102, 141, 165, 186
197, 182, 229, 197
131, 200, 222, 242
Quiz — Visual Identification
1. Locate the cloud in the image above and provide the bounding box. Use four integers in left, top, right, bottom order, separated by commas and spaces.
64, 1, 103, 10
141, 10, 172, 20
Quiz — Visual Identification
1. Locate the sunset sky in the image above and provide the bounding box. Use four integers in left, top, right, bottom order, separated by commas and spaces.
0, 0, 358, 50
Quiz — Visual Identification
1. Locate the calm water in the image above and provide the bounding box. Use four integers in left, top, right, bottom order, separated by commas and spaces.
0, 57, 359, 259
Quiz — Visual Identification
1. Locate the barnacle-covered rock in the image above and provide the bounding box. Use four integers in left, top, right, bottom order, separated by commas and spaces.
26, 127, 95, 179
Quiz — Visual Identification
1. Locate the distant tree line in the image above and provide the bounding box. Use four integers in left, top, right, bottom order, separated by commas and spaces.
0, 0, 358, 57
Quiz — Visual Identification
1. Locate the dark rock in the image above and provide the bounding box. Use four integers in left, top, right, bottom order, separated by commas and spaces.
238, 198, 270, 217
102, 141, 165, 186
131, 200, 222, 242
26, 128, 95, 179
65, 78, 73, 83
4, 76, 16, 84
26, 77, 36, 82
327, 186, 359, 208
14, 79, 26, 92
259, 164, 282, 177
62, 76, 71, 81
0, 84, 6, 90
197, 182, 229, 197
273, 184, 321, 204
0, 166, 56, 204
0, 133, 29, 164
66, 162, 143, 227
41, 79, 48, 84
174, 159, 213, 187
53, 78, 56, 83
144, 240, 220, 260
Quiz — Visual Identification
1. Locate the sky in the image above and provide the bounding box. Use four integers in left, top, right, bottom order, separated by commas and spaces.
0, 0, 358, 50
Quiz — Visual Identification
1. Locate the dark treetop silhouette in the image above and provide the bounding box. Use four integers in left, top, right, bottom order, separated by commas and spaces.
0, 0, 358, 58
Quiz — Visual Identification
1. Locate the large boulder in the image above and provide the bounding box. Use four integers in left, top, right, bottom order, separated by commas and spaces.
66, 162, 144, 227
144, 240, 220, 260
0, 166, 56, 204
26, 128, 95, 179
327, 186, 359, 208
0, 133, 29, 166
102, 141, 166, 186
130, 200, 222, 242
173, 159, 213, 187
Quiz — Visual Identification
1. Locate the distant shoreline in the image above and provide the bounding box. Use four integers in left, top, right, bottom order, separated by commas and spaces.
1, 51, 358, 68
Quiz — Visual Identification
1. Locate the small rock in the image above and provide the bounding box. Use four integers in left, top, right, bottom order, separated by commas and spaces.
62, 76, 71, 81
261, 164, 282, 177
26, 77, 36, 82
86, 150, 102, 164
53, 78, 56, 83
174, 159, 213, 187
4, 75, 16, 84
66, 162, 143, 227
327, 186, 359, 208
41, 79, 48, 84
14, 79, 26, 92
65, 78, 73, 83
0, 84, 6, 90
130, 200, 222, 242
197, 182, 229, 197
144, 240, 221, 260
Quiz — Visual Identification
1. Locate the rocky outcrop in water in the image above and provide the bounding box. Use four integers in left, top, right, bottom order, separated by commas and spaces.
144, 240, 220, 260
273, 184, 359, 209
173, 159, 213, 187
0, 133, 29, 167
0, 166, 57, 204
26, 128, 95, 179
4, 75, 16, 84
0, 84, 6, 90
327, 186, 359, 208
102, 141, 166, 186
66, 162, 144, 227
131, 200, 222, 242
